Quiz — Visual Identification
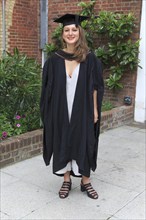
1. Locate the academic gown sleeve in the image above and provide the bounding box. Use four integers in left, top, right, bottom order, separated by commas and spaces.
91, 53, 104, 170
92, 54, 104, 134
40, 57, 54, 166
40, 57, 53, 123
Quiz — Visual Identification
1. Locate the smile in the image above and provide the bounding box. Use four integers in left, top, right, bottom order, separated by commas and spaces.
67, 37, 75, 40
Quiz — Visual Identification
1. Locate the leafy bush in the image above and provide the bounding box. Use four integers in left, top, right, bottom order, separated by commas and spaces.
78, 1, 141, 89
101, 101, 114, 112
0, 48, 41, 140
0, 115, 14, 140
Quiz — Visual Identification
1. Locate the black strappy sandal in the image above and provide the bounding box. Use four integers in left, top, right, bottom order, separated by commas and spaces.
80, 180, 99, 199
59, 180, 72, 199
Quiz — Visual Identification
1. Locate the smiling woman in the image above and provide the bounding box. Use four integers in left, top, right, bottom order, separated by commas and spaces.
40, 14, 104, 199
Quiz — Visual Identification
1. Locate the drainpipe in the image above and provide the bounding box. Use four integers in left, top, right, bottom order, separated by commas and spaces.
2, 0, 6, 56
40, 0, 48, 67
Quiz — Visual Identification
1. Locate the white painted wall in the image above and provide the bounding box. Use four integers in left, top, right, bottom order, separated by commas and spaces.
134, 0, 146, 123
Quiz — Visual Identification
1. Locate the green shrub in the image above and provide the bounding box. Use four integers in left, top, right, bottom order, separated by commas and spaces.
101, 101, 114, 112
0, 48, 41, 140
79, 1, 141, 89
0, 114, 14, 140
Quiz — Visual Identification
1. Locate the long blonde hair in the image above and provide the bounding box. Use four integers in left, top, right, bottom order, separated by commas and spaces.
62, 26, 89, 62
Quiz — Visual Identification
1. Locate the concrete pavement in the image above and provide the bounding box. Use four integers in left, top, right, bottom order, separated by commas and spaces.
1, 123, 145, 220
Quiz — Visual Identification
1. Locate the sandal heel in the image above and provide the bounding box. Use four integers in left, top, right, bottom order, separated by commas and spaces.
69, 184, 71, 191
80, 184, 85, 192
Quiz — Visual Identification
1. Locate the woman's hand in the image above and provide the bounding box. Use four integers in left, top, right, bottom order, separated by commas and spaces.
94, 108, 98, 123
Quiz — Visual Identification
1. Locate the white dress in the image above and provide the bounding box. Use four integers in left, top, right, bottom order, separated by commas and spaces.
55, 64, 81, 176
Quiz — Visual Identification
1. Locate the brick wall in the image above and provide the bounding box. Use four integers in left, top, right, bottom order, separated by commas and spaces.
48, 0, 142, 41
103, 69, 137, 107
0, 106, 134, 168
1, 0, 141, 60
0, 0, 41, 62
100, 105, 134, 131
0, 129, 43, 168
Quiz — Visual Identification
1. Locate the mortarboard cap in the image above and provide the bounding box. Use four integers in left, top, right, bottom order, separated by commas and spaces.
54, 13, 89, 27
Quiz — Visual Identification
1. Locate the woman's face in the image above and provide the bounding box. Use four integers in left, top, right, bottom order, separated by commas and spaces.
62, 24, 80, 46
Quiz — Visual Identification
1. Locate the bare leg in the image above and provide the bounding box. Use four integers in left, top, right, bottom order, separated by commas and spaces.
82, 175, 90, 184
64, 171, 71, 182
59, 171, 71, 199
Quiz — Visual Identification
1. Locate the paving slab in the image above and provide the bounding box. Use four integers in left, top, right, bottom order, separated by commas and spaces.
95, 160, 145, 193
21, 198, 109, 220
1, 179, 57, 220
114, 191, 145, 220
2, 156, 46, 179
1, 172, 20, 188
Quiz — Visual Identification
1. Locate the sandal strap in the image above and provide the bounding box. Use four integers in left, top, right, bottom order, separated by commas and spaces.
83, 182, 92, 188
61, 181, 71, 187
84, 183, 96, 193
81, 181, 98, 197
59, 180, 72, 198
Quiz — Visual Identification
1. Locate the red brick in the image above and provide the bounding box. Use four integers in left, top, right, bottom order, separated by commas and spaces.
11, 141, 17, 151
29, 149, 41, 156
0, 158, 14, 168
0, 145, 6, 154
4, 152, 11, 159
12, 150, 19, 157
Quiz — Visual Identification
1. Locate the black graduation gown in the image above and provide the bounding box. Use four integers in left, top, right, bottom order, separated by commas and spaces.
40, 51, 104, 177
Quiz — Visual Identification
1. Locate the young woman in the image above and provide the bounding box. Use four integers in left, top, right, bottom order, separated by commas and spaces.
40, 14, 104, 199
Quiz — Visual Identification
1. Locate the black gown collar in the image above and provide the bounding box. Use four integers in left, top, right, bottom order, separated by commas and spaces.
55, 50, 76, 61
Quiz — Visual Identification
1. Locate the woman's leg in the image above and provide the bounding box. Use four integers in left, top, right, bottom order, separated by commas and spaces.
64, 171, 71, 181
59, 171, 72, 199
82, 175, 90, 184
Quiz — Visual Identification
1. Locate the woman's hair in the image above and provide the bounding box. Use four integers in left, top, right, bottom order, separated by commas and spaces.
62, 26, 89, 62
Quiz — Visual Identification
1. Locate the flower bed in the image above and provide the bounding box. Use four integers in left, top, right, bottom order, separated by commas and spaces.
0, 105, 134, 168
